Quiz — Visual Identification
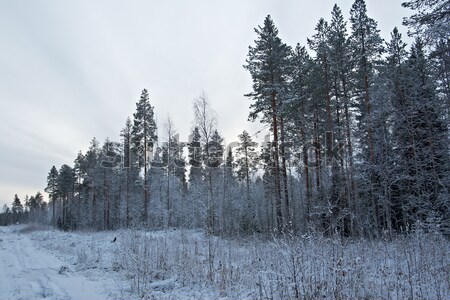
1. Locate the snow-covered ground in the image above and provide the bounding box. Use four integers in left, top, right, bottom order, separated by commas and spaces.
1, 224, 449, 299
0, 225, 115, 300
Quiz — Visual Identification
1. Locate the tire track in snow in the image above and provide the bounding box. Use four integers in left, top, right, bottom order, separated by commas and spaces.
0, 226, 110, 300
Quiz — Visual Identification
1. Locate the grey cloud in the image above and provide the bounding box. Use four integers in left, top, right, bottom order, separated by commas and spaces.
0, 0, 411, 206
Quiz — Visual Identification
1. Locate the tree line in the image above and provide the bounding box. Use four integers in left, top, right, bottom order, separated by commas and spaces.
1, 0, 448, 237
0, 193, 47, 225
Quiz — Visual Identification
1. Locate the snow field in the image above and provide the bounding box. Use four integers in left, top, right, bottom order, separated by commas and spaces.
12, 225, 450, 299
0, 225, 112, 300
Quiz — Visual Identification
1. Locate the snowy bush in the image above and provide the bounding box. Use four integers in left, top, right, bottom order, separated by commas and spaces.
111, 229, 449, 299
31, 228, 449, 299
75, 239, 103, 270
17, 224, 48, 233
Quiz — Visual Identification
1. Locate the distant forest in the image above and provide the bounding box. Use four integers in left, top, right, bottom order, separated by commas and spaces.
2, 0, 449, 238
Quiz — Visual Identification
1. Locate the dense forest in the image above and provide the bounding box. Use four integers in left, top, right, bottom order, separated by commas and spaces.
1, 0, 449, 238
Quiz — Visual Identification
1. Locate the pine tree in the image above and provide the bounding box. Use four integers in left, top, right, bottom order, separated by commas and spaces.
402, 0, 449, 46
132, 89, 158, 225
1, 204, 11, 226
188, 126, 203, 181
205, 130, 223, 169
402, 0, 450, 135
74, 151, 86, 228
308, 16, 347, 234
100, 138, 117, 230
373, 27, 408, 233
26, 192, 45, 222
244, 15, 291, 232
222, 146, 239, 234
172, 136, 187, 191
393, 39, 449, 230
225, 146, 235, 179
58, 164, 75, 230
288, 43, 313, 221
308, 18, 333, 160
45, 166, 59, 227
84, 138, 100, 228
260, 143, 276, 232
236, 130, 258, 231
11, 194, 23, 223
152, 146, 170, 227
11, 194, 23, 214
26, 191, 44, 211
327, 4, 355, 235
205, 129, 223, 233
187, 126, 203, 228
120, 117, 133, 227
350, 0, 384, 164
350, 0, 384, 235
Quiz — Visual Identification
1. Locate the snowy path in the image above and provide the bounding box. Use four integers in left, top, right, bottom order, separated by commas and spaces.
0, 226, 110, 300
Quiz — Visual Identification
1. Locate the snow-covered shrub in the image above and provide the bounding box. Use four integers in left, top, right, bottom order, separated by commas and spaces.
75, 239, 103, 270
33, 227, 450, 299
17, 224, 48, 233
251, 232, 450, 300
114, 230, 154, 296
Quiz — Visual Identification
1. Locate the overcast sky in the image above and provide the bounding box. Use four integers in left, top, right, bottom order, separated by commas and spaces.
0, 0, 411, 207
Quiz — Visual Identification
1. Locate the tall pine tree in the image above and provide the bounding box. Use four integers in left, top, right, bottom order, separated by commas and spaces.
132, 89, 158, 225
244, 15, 291, 232
45, 166, 59, 227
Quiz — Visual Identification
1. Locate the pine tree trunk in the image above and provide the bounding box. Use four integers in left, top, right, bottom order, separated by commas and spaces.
343, 76, 356, 235
143, 140, 148, 225
92, 185, 96, 228
62, 195, 65, 228
313, 115, 321, 189
363, 71, 381, 235
115, 185, 121, 230
279, 116, 290, 230
52, 196, 56, 228
271, 91, 283, 233
77, 178, 81, 229
167, 175, 171, 228
302, 129, 310, 220
208, 168, 215, 235
324, 57, 333, 162
126, 167, 130, 227
141, 102, 153, 228
103, 170, 107, 230
245, 148, 251, 225
167, 157, 171, 228
334, 78, 347, 235
221, 166, 227, 234
364, 74, 374, 163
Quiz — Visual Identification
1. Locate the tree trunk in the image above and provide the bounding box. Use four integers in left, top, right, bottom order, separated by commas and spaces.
143, 137, 148, 225
167, 155, 171, 228
302, 129, 310, 220
92, 184, 96, 228
62, 195, 65, 228
126, 166, 130, 227
271, 91, 283, 233
343, 76, 356, 235
208, 168, 215, 235
324, 57, 333, 162
313, 114, 321, 189
279, 116, 290, 230
245, 147, 251, 224
52, 196, 56, 228
364, 74, 374, 163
